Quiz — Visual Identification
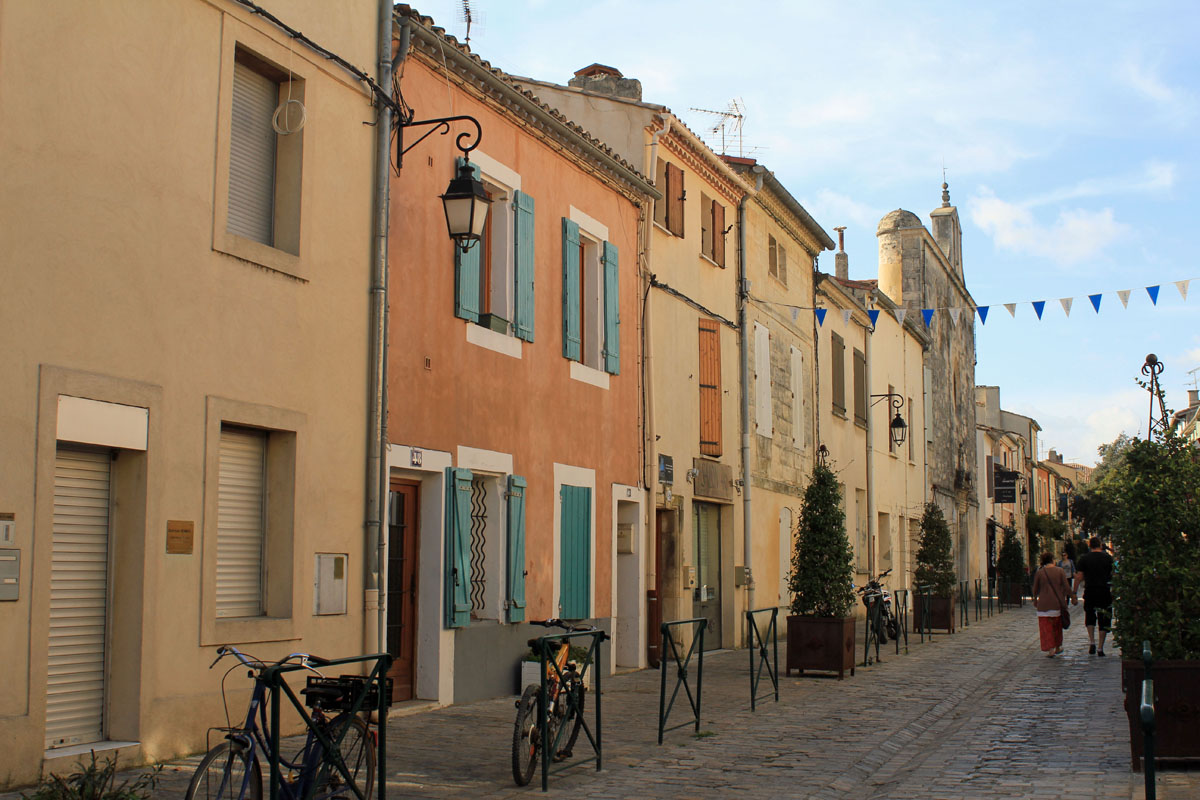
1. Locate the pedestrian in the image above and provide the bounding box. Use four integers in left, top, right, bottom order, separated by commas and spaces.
1032, 551, 1070, 657
1056, 545, 1076, 589
1072, 536, 1114, 656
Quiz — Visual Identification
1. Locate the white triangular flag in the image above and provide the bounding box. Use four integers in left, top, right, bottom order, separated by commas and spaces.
894, 308, 907, 325
1118, 289, 1131, 308
1004, 303, 1017, 317
842, 309, 852, 325
948, 307, 962, 325
791, 307, 799, 322
1176, 280, 1190, 301
1060, 297, 1073, 317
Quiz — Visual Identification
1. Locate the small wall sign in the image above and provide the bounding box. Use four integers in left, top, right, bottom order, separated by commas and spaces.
166, 520, 195, 554
411, 448, 423, 467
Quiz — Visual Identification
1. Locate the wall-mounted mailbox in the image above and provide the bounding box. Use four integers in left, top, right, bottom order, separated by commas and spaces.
314, 553, 347, 615
682, 565, 696, 592
0, 548, 20, 601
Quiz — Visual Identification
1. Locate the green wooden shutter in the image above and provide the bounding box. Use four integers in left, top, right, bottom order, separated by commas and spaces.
453, 158, 482, 323
602, 240, 620, 374
506, 475, 527, 622
513, 191, 536, 342
559, 485, 591, 620
561, 218, 581, 361
444, 466, 473, 628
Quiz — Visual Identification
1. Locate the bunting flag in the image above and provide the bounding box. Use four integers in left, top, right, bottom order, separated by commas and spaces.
1118, 289, 1131, 308
1177, 280, 1190, 300
1089, 294, 1102, 313
1032, 300, 1045, 319
894, 308, 907, 325
949, 307, 962, 325
868, 309, 881, 328
977, 306, 989, 324
922, 308, 935, 327
841, 309, 852, 326
815, 308, 827, 326
1147, 285, 1160, 305
1060, 297, 1073, 317
1005, 303, 1017, 318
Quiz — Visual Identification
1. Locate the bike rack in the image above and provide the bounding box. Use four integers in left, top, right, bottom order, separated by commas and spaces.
915, 584, 934, 644
973, 578, 984, 621
958, 581, 970, 629
533, 628, 606, 792
862, 592, 884, 667
657, 617, 706, 745
261, 651, 393, 800
892, 589, 910, 655
746, 608, 778, 711
1140, 640, 1157, 799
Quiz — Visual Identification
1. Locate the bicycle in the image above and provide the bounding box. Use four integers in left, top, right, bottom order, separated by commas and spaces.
185, 645, 376, 800
511, 619, 605, 787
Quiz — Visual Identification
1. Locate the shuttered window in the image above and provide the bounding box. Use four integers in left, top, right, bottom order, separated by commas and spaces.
602, 241, 620, 374
513, 191, 536, 341
831, 332, 846, 415
655, 159, 685, 237
853, 349, 867, 425
790, 346, 805, 450
699, 319, 722, 456
559, 485, 591, 620
228, 59, 278, 246
754, 323, 771, 437
444, 467, 473, 628
455, 160, 484, 323
701, 193, 712, 259
506, 475, 527, 622
561, 218, 582, 361
712, 199, 726, 266
217, 427, 266, 618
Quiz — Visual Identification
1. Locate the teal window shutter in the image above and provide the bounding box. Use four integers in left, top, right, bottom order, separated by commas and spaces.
506, 475, 527, 622
453, 157, 482, 323
444, 466, 473, 628
602, 240, 620, 374
559, 485, 592, 620
561, 218, 581, 361
513, 191, 536, 342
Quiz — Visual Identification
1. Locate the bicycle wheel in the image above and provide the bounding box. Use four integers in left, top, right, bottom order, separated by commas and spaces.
886, 617, 900, 642
558, 681, 586, 760
512, 684, 541, 786
313, 714, 375, 800
185, 740, 262, 800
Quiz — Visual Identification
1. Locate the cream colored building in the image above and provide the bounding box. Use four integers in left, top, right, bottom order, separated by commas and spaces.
0, 0, 379, 785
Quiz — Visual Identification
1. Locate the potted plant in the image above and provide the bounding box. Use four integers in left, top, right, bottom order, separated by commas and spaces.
995, 524, 1025, 605
785, 462, 857, 679
912, 502, 958, 633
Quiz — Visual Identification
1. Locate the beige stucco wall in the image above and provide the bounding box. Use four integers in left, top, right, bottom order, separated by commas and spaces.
0, 0, 377, 786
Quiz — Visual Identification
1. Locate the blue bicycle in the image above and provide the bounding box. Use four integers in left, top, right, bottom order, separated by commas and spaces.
184, 646, 376, 800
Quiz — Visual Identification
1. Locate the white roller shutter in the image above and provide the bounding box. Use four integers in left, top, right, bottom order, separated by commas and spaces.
47, 448, 110, 749
217, 427, 266, 618
228, 59, 278, 246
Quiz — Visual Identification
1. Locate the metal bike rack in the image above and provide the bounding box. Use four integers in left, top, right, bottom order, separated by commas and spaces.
892, 589, 910, 655
658, 618, 706, 745
746, 608, 778, 711
261, 652, 393, 800
862, 592, 885, 666
958, 581, 970, 629
532, 629, 606, 792
974, 578, 984, 621
915, 584, 934, 643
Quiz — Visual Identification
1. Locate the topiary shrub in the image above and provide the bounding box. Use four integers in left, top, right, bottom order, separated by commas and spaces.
913, 502, 956, 597
996, 524, 1025, 585
788, 462, 855, 618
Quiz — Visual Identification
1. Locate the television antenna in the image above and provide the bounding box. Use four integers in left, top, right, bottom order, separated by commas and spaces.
458, 0, 480, 46
689, 98, 746, 156
1188, 365, 1200, 390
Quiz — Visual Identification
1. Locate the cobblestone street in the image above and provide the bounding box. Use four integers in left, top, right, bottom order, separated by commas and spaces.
14, 604, 1199, 799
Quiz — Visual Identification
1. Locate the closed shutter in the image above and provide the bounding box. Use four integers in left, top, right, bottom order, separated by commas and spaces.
754, 323, 771, 436
667, 163, 685, 237
513, 191, 536, 342
986, 455, 994, 498
217, 427, 266, 618
228, 59, 278, 246
601, 241, 620, 374
561, 218, 581, 361
713, 200, 726, 266
506, 475, 527, 623
853, 349, 867, 424
454, 158, 483, 323
444, 467, 472, 628
790, 346, 805, 450
559, 485, 591, 620
47, 448, 110, 748
698, 320, 722, 456
831, 333, 845, 414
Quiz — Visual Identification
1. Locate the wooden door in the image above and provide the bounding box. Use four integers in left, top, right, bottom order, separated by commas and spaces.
387, 482, 419, 703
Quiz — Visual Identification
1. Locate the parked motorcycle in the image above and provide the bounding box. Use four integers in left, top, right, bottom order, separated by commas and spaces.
857, 568, 900, 643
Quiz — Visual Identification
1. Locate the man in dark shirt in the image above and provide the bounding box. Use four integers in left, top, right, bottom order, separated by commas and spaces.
1072, 537, 1114, 656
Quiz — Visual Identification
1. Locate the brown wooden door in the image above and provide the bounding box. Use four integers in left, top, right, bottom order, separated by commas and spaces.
387, 482, 419, 703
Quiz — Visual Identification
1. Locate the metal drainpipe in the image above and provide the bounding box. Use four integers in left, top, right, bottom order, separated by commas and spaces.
644, 119, 668, 494
865, 312, 876, 579
739, 167, 764, 626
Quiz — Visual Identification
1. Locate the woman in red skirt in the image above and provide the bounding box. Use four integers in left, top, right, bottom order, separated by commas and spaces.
1032, 551, 1071, 657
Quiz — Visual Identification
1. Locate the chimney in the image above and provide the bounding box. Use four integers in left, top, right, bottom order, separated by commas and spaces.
834, 226, 849, 280
567, 63, 642, 101
1190, 389, 1199, 408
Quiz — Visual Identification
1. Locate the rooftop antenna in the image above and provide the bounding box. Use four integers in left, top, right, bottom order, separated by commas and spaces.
459, 0, 478, 46
1188, 365, 1200, 389
689, 99, 746, 156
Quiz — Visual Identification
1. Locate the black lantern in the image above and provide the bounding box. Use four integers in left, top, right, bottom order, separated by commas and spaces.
440, 161, 491, 252
889, 409, 908, 448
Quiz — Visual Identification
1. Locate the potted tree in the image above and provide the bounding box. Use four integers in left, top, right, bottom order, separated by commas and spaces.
912, 502, 958, 633
785, 462, 857, 679
995, 524, 1026, 605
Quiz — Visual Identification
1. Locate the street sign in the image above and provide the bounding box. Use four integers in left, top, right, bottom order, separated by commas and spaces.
994, 466, 1017, 504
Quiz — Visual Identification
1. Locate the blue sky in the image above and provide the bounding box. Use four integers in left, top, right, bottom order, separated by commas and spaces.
411, 0, 1200, 466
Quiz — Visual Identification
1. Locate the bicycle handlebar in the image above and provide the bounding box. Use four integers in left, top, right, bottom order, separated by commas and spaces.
211, 645, 327, 672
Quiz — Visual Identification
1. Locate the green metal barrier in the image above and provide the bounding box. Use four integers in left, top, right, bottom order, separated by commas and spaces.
1140, 640, 1157, 798
958, 581, 970, 629
973, 578, 984, 621
997, 578, 1007, 613
746, 608, 778, 711
916, 584, 933, 643
892, 589, 910, 655
987, 576, 995, 616
658, 618, 706, 745
534, 628, 606, 791
261, 651, 393, 800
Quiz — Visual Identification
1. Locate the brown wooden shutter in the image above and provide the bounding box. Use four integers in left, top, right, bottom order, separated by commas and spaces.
700, 193, 712, 259
698, 319, 722, 456
853, 349, 867, 424
831, 333, 845, 414
713, 200, 726, 266
667, 162, 685, 237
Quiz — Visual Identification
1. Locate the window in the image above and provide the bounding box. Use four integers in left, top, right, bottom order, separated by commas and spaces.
831, 332, 846, 415
227, 49, 303, 255
754, 323, 771, 437
853, 349, 867, 425
698, 319, 722, 456
700, 194, 726, 266
790, 346, 805, 451
444, 468, 527, 627
654, 158, 685, 237
768, 235, 787, 285
216, 426, 266, 618
562, 216, 620, 374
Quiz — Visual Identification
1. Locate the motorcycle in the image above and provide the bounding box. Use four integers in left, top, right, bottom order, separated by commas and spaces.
857, 568, 900, 644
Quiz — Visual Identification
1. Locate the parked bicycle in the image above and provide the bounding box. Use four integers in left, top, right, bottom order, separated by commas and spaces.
511, 619, 605, 786
185, 645, 375, 800
857, 568, 900, 644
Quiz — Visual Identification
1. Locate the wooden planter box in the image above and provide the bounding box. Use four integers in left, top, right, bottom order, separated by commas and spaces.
785, 615, 856, 680
912, 594, 956, 634
1122, 659, 1200, 770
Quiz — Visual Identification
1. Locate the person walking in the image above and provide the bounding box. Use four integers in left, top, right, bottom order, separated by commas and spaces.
1073, 536, 1114, 656
1032, 552, 1070, 657
1057, 544, 1076, 589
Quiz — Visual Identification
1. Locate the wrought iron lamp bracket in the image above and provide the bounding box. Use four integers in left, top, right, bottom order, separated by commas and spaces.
869, 392, 905, 413
397, 114, 482, 167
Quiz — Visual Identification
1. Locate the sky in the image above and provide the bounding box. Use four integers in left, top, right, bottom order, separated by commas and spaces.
410, 0, 1200, 466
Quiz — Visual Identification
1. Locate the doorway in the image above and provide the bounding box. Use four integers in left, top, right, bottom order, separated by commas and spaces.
387, 481, 419, 703
692, 501, 722, 649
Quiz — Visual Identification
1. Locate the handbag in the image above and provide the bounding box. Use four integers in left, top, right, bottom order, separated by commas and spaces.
1060, 603, 1071, 629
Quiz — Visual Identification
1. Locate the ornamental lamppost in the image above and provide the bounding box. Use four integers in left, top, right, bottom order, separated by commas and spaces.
396, 112, 490, 250
869, 392, 908, 449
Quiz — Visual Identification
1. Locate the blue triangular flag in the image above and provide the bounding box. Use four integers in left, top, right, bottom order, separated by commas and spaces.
867, 309, 880, 328
1089, 293, 1102, 313
977, 305, 989, 324
922, 308, 935, 327
815, 308, 827, 326
1032, 300, 1045, 319
1147, 285, 1160, 305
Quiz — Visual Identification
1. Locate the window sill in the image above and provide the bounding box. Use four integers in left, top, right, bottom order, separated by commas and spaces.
466, 322, 522, 359
652, 220, 680, 238
209, 615, 299, 646
699, 253, 725, 269
832, 408, 847, 420
570, 360, 610, 389
213, 228, 306, 281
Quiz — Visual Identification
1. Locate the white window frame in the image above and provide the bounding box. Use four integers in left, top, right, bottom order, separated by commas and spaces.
455, 446, 513, 622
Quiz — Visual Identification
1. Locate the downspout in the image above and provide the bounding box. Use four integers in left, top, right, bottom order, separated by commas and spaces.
738, 166, 764, 625
643, 118, 669, 493
864, 310, 876, 579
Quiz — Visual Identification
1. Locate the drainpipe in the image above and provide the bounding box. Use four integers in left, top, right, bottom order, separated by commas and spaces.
865, 310, 876, 578
643, 117, 669, 493
738, 166, 765, 627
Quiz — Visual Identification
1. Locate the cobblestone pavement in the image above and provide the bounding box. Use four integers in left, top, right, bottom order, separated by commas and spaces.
10, 603, 1199, 798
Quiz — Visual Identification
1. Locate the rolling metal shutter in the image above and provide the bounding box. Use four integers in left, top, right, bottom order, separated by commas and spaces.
46, 449, 111, 749
227, 59, 278, 246
217, 427, 266, 618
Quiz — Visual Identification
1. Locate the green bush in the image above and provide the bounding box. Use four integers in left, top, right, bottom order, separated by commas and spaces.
787, 463, 855, 618
913, 502, 957, 597
21, 752, 159, 800
996, 525, 1025, 585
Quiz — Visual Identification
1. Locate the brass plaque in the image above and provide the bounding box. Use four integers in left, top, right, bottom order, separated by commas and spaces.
166, 520, 195, 554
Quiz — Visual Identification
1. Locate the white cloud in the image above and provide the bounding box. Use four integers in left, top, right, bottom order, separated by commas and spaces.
1028, 161, 1176, 206
970, 188, 1128, 265
1014, 387, 1145, 466
806, 189, 885, 235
